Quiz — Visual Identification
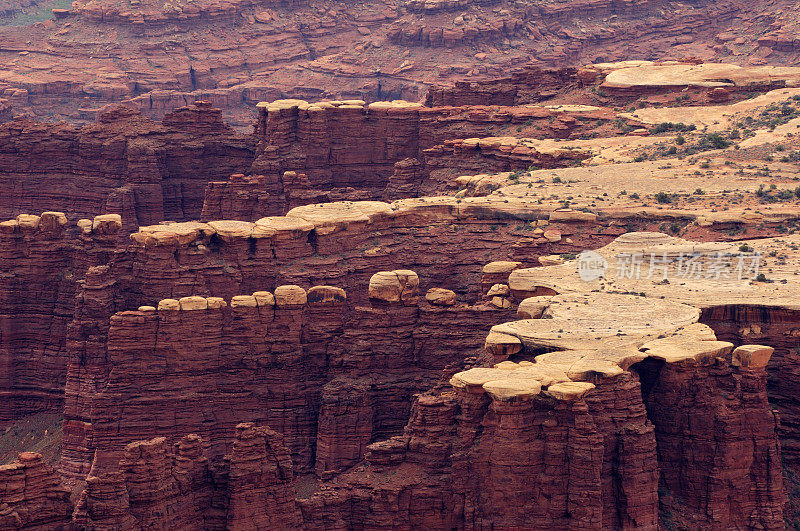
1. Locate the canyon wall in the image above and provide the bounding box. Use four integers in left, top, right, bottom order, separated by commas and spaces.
298, 335, 782, 529
0, 212, 121, 427
0, 452, 73, 528
245, 98, 613, 215
425, 66, 587, 107
0, 104, 254, 230
72, 424, 301, 529
62, 280, 516, 482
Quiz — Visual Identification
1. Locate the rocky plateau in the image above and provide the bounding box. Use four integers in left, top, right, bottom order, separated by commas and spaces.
1, 7, 800, 528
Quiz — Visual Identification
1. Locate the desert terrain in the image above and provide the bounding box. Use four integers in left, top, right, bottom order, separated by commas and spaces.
0, 0, 800, 527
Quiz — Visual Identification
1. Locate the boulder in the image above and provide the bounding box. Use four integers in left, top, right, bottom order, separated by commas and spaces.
368, 270, 420, 305
425, 287, 456, 306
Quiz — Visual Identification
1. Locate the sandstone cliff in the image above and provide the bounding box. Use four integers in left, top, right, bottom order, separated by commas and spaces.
0, 104, 253, 229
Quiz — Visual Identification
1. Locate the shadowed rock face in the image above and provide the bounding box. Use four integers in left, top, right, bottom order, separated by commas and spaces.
71, 425, 301, 529
0, 105, 254, 229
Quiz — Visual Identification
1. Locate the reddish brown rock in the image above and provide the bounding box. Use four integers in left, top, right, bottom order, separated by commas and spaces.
224, 423, 302, 529
0, 452, 73, 529
0, 213, 120, 428
0, 105, 253, 228
425, 66, 585, 107
74, 428, 297, 529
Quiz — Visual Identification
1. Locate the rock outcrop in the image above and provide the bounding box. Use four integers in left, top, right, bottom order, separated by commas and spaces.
0, 104, 253, 228
63, 276, 516, 482
298, 288, 782, 529
0, 212, 119, 426
72, 426, 300, 529
0, 452, 73, 528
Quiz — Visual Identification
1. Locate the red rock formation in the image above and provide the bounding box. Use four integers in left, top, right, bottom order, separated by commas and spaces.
63, 277, 515, 484
299, 343, 782, 530
201, 171, 374, 221
0, 452, 73, 528
635, 353, 784, 528
300, 373, 660, 529
73, 427, 299, 529
420, 136, 589, 194
251, 100, 422, 199
72, 472, 138, 530
224, 423, 302, 529
0, 212, 121, 427
700, 305, 800, 462
0, 104, 253, 228
247, 99, 612, 208
425, 66, 585, 107
387, 16, 525, 47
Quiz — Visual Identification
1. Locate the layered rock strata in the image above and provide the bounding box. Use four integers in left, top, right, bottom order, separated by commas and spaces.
250, 98, 605, 207
501, 231, 800, 526
63, 274, 515, 482
0, 452, 73, 528
0, 212, 121, 426
297, 288, 782, 529
72, 425, 301, 529
0, 104, 253, 229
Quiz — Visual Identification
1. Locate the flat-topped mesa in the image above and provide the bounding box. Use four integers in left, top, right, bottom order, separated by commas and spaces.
250, 98, 614, 203
0, 211, 73, 238
422, 137, 591, 190
255, 98, 423, 137
448, 273, 783, 527
331, 289, 781, 528
425, 66, 586, 107
132, 196, 587, 249
252, 98, 423, 199
79, 284, 343, 478
0, 211, 68, 238
598, 61, 800, 95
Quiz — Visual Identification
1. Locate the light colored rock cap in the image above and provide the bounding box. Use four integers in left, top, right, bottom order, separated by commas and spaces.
92, 214, 122, 235
16, 214, 41, 230
157, 298, 179, 311
252, 291, 275, 307
731, 345, 774, 369
425, 287, 456, 306
482, 261, 522, 274
484, 331, 522, 357
486, 283, 510, 297
307, 285, 346, 307
274, 285, 307, 307
230, 295, 257, 308
179, 296, 208, 311
40, 212, 68, 231
517, 296, 552, 319
131, 195, 592, 247
369, 270, 420, 305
